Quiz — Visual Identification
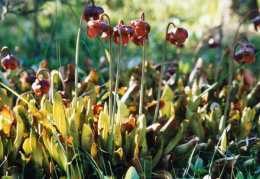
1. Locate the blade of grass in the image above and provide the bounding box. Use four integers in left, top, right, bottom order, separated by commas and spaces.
0, 82, 38, 112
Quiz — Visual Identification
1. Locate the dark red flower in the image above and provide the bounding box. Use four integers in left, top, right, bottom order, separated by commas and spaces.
83, 5, 104, 22
251, 16, 260, 32
25, 75, 36, 84
128, 19, 151, 46
167, 67, 177, 75
113, 25, 134, 46
166, 27, 188, 47
32, 78, 50, 96
87, 20, 113, 40
208, 38, 219, 48
234, 43, 255, 65
1, 54, 20, 70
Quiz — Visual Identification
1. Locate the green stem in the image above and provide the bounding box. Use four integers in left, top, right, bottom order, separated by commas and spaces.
100, 13, 113, 128
153, 22, 176, 123
139, 39, 146, 115
109, 37, 113, 127
108, 20, 123, 155
75, 0, 92, 99
139, 12, 146, 115
223, 42, 245, 130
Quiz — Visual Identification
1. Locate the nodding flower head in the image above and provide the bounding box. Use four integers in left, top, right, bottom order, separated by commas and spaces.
251, 16, 260, 32
166, 27, 188, 47
32, 78, 50, 96
234, 43, 255, 65
208, 37, 219, 48
87, 20, 113, 40
83, 5, 104, 22
128, 19, 151, 46
113, 25, 134, 46
1, 55, 20, 71
1, 47, 20, 71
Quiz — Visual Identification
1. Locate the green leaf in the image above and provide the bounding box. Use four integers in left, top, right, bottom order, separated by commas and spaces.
125, 166, 139, 179
236, 171, 245, 179
0, 71, 10, 86
53, 92, 69, 136
194, 158, 203, 171
161, 85, 174, 101
0, 137, 3, 162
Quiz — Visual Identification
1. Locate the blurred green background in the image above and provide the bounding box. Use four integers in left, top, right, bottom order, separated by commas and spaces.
0, 0, 260, 78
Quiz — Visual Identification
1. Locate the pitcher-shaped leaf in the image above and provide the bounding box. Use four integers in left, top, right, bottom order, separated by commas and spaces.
50, 136, 63, 168
57, 142, 68, 172
241, 107, 253, 128
163, 119, 189, 156
114, 123, 122, 148
85, 98, 94, 124
136, 114, 146, 146
116, 100, 129, 124
98, 111, 109, 135
161, 85, 174, 101
13, 116, 24, 162
237, 120, 253, 141
81, 124, 94, 152
53, 92, 69, 136
0, 136, 3, 162
30, 128, 43, 168
70, 119, 79, 148
125, 166, 139, 179
28, 99, 38, 114
41, 146, 50, 175
189, 113, 205, 141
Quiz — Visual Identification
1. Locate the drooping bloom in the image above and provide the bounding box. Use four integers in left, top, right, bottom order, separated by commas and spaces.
166, 27, 188, 47
234, 43, 255, 65
113, 25, 134, 46
32, 78, 50, 96
87, 20, 113, 40
1, 54, 20, 70
128, 19, 151, 46
251, 16, 260, 32
208, 37, 219, 48
83, 5, 104, 22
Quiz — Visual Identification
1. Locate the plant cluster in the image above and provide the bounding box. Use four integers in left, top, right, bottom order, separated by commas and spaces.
0, 0, 260, 178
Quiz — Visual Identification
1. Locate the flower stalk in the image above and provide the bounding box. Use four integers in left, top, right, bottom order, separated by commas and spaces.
153, 22, 176, 123
108, 20, 124, 155
75, 0, 93, 99
99, 13, 113, 128
222, 42, 245, 130
139, 12, 146, 115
